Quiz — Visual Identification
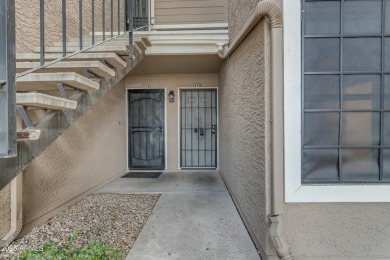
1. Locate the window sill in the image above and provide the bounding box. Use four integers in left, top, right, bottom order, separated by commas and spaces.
285, 184, 390, 203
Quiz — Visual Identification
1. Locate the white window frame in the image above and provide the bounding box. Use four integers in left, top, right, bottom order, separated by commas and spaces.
283, 0, 390, 203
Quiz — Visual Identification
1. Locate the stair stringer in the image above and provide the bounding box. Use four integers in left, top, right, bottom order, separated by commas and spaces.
0, 54, 144, 190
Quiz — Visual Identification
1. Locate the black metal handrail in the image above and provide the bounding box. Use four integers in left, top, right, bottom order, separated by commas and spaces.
17, 0, 150, 79
0, 0, 150, 158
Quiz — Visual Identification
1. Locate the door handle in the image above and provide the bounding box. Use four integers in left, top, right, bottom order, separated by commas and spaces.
159, 126, 163, 132
199, 128, 205, 136
211, 125, 216, 134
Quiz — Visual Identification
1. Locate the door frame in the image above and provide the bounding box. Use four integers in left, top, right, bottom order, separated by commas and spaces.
126, 88, 167, 171
177, 87, 219, 170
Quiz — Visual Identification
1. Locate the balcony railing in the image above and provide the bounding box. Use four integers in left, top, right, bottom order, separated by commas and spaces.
0, 0, 16, 158
0, 0, 150, 158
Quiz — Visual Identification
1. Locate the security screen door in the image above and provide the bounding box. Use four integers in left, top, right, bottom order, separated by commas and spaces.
128, 89, 165, 169
180, 89, 218, 168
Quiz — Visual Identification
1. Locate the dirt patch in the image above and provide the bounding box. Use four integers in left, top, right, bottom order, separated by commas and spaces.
0, 193, 160, 259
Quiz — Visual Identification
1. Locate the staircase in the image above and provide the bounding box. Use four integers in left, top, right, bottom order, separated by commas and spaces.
0, 33, 150, 190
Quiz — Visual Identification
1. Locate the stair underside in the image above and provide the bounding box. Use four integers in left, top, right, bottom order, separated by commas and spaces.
16, 61, 115, 78
16, 92, 77, 110
16, 53, 127, 69
17, 72, 100, 91
0, 51, 144, 191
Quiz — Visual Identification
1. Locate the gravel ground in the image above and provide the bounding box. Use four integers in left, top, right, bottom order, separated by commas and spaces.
0, 193, 160, 259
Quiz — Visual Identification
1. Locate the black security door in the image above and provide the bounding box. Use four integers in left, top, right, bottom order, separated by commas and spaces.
180, 89, 218, 168
128, 90, 165, 169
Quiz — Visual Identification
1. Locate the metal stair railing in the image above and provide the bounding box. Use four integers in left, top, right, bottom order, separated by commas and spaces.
17, 0, 151, 79
0, 0, 16, 159
0, 0, 150, 190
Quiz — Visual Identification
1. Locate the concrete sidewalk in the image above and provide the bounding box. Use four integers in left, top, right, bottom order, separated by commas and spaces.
98, 171, 261, 260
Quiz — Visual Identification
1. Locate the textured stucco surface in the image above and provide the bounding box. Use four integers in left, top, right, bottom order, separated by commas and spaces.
11, 73, 218, 235
21, 79, 128, 227
16, 0, 125, 53
0, 184, 11, 239
219, 20, 272, 257
125, 74, 219, 171
284, 203, 390, 258
228, 0, 259, 41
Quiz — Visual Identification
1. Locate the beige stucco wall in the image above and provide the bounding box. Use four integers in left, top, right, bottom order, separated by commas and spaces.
154, 0, 227, 25
220, 0, 390, 259
20, 79, 128, 229
16, 0, 125, 53
0, 73, 218, 238
125, 73, 219, 171
227, 0, 259, 40
0, 185, 11, 239
218, 10, 273, 260
283, 203, 390, 259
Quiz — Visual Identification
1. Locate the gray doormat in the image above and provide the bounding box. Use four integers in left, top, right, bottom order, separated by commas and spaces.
122, 172, 163, 178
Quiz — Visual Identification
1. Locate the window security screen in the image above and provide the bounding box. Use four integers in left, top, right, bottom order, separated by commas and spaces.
302, 0, 390, 183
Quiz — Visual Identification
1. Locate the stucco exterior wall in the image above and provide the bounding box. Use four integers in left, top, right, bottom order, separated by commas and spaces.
21, 79, 128, 229
154, 0, 227, 25
0, 185, 11, 239
227, 0, 259, 41
279, 1, 390, 259
16, 0, 125, 53
125, 74, 219, 171
283, 203, 390, 259
2, 73, 218, 236
218, 18, 272, 258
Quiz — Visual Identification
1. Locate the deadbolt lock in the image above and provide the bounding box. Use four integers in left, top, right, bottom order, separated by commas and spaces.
211, 125, 216, 134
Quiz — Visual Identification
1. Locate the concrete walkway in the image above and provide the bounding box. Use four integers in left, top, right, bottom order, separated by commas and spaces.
98, 171, 261, 260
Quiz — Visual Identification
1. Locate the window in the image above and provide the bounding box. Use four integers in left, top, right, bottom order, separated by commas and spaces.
284, 0, 390, 202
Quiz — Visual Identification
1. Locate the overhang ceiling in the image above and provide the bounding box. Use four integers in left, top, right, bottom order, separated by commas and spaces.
129, 54, 223, 75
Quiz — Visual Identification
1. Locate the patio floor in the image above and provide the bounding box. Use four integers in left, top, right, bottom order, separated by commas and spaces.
97, 171, 261, 260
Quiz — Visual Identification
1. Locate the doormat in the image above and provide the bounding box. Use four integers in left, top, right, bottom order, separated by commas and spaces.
121, 172, 163, 178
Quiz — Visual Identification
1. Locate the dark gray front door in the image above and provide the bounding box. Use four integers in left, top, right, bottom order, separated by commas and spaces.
128, 89, 165, 169
180, 89, 218, 168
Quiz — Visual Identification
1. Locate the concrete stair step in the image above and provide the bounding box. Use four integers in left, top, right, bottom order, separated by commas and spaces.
54, 41, 127, 47
133, 43, 143, 56
16, 61, 115, 78
69, 33, 129, 42
53, 38, 148, 48
135, 40, 147, 51
17, 72, 100, 92
34, 46, 129, 56
140, 37, 152, 47
16, 53, 127, 69
54, 36, 130, 45
16, 92, 77, 110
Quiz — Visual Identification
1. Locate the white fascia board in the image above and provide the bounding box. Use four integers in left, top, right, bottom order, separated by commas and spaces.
151, 23, 228, 30
134, 30, 229, 35
145, 45, 220, 55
